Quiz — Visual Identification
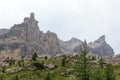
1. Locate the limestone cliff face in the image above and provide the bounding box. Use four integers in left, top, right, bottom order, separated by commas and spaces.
74, 35, 114, 57
0, 29, 9, 36
40, 31, 61, 55
88, 35, 114, 56
0, 13, 61, 59
8, 13, 40, 43
0, 13, 115, 58
59, 38, 82, 53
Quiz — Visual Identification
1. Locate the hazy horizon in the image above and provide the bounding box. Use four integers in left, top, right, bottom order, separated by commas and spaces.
0, 0, 120, 54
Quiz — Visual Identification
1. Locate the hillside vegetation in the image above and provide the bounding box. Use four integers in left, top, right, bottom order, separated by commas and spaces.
0, 43, 120, 80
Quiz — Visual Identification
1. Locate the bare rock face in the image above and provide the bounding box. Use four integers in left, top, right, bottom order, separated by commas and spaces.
0, 13, 114, 58
74, 35, 114, 57
59, 38, 82, 53
88, 35, 114, 56
0, 13, 61, 59
39, 31, 61, 55
0, 29, 9, 36
8, 13, 40, 43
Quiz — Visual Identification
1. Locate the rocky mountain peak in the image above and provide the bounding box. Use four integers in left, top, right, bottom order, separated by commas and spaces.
59, 38, 82, 53
0, 13, 61, 59
74, 35, 114, 57
95, 35, 105, 43
88, 35, 114, 56
7, 13, 40, 43
30, 12, 35, 20
0, 13, 115, 59
70, 38, 81, 42
24, 13, 38, 24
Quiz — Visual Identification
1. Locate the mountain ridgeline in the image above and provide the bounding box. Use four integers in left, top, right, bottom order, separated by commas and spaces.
59, 35, 114, 57
0, 13, 61, 59
0, 13, 114, 59
73, 36, 114, 56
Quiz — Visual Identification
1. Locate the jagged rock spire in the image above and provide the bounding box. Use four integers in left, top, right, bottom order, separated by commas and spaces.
30, 12, 35, 20
0, 13, 61, 58
98, 35, 105, 41
24, 12, 37, 23
94, 35, 105, 43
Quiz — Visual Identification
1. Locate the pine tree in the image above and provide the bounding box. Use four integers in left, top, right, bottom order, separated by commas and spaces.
93, 68, 103, 80
18, 61, 21, 67
13, 60, 15, 65
105, 64, 115, 80
15, 75, 19, 80
44, 56, 48, 60
61, 55, 67, 67
32, 52, 38, 61
45, 72, 52, 80
9, 59, 15, 66
75, 40, 91, 80
0, 76, 3, 80
9, 60, 12, 66
2, 66, 6, 73
91, 56, 96, 60
99, 58, 104, 68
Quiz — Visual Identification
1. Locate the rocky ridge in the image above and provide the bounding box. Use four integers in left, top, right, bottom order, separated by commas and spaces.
0, 13, 115, 59
0, 29, 9, 36
59, 38, 82, 54
74, 35, 114, 56
0, 13, 61, 59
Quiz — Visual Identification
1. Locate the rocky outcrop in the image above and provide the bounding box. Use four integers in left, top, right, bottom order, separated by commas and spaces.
0, 13, 61, 59
8, 13, 40, 43
0, 13, 115, 59
59, 38, 82, 53
40, 31, 61, 55
74, 35, 114, 57
88, 35, 114, 56
0, 29, 9, 36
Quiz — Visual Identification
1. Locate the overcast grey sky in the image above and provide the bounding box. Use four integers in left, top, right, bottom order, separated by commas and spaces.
0, 0, 120, 54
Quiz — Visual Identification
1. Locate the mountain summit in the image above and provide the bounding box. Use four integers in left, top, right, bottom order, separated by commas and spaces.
59, 38, 82, 53
0, 13, 115, 59
0, 13, 61, 59
74, 35, 114, 56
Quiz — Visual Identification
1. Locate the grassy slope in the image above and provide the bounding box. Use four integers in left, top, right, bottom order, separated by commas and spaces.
0, 57, 120, 80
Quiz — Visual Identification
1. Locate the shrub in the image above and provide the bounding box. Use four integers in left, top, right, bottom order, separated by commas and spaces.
32, 62, 45, 70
